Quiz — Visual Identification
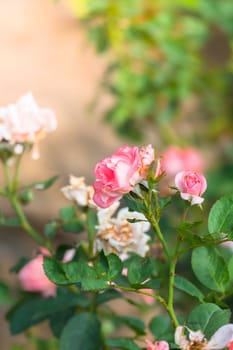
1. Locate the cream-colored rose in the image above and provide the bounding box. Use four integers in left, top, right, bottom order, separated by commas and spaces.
61, 175, 96, 208
95, 201, 150, 260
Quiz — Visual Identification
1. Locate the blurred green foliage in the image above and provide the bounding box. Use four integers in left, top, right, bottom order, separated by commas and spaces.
69, 0, 233, 143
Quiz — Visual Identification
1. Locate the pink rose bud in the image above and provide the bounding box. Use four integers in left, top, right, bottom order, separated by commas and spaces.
18, 252, 56, 298
146, 339, 169, 350
175, 170, 207, 205
93, 144, 155, 208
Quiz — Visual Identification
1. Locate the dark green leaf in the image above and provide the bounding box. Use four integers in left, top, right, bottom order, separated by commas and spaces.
149, 315, 172, 340
62, 219, 84, 233
127, 256, 153, 285
44, 258, 108, 291
107, 253, 123, 281
7, 293, 89, 334
59, 207, 76, 221
60, 312, 101, 350
96, 289, 122, 304
49, 309, 74, 338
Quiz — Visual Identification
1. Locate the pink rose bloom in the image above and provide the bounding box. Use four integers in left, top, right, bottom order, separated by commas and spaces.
93, 144, 155, 208
175, 170, 207, 205
161, 146, 204, 177
146, 339, 169, 350
18, 251, 56, 298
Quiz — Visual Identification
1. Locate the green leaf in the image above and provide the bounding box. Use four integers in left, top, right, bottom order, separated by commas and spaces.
62, 219, 84, 233
105, 338, 141, 350
187, 303, 231, 339
158, 196, 172, 210
107, 253, 123, 281
208, 193, 233, 234
191, 246, 230, 292
127, 256, 153, 285
174, 275, 204, 302
7, 293, 89, 334
149, 315, 172, 340
96, 289, 122, 304
44, 258, 108, 291
44, 220, 58, 238
115, 316, 145, 335
60, 312, 101, 350
59, 207, 76, 221
49, 309, 74, 338
0, 282, 14, 305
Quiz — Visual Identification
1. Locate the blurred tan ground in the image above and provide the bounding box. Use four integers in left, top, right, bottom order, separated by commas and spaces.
0, 1, 123, 348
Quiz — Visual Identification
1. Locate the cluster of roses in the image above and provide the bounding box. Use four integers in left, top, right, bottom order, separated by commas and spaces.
2, 94, 231, 350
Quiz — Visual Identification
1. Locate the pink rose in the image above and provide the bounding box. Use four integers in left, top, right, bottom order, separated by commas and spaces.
175, 171, 207, 205
93, 144, 155, 208
161, 146, 204, 178
18, 251, 56, 298
146, 340, 169, 350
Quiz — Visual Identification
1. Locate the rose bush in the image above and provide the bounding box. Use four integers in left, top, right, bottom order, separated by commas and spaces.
1, 95, 233, 350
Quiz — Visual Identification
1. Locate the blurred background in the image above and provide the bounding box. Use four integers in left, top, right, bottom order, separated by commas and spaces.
0, 0, 233, 347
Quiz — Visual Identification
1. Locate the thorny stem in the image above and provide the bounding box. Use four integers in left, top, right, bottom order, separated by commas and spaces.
144, 186, 170, 260
149, 213, 170, 260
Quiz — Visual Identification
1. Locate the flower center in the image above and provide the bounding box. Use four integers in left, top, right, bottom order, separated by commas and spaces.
98, 221, 133, 243
189, 340, 207, 350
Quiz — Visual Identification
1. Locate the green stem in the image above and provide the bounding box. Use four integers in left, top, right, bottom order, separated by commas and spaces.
12, 153, 23, 192
148, 213, 170, 260
113, 284, 179, 326
2, 160, 11, 193
2, 155, 53, 253
10, 194, 49, 248
167, 236, 182, 328
112, 284, 167, 307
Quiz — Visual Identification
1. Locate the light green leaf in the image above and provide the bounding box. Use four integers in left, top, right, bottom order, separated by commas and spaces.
191, 246, 230, 292
174, 275, 204, 302
208, 193, 233, 234
187, 303, 231, 339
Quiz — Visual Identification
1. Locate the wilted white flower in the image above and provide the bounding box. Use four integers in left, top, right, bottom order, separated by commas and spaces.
175, 324, 233, 350
0, 93, 57, 159
95, 201, 150, 260
61, 175, 96, 208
